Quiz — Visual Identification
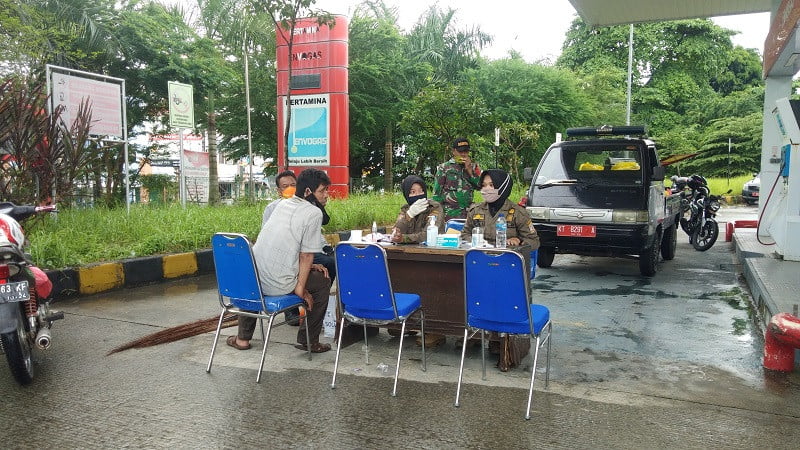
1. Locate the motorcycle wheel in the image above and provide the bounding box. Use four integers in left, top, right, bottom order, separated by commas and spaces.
1, 306, 34, 385
660, 223, 677, 260
691, 219, 719, 251
537, 247, 555, 268
679, 217, 692, 236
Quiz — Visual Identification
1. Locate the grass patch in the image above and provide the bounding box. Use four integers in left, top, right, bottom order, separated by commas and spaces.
26, 193, 410, 270
707, 175, 752, 197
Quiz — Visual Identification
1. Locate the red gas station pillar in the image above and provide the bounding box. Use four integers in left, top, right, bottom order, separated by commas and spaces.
276, 16, 349, 197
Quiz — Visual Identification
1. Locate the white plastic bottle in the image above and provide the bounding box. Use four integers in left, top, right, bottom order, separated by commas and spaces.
471, 220, 483, 248
426, 215, 438, 246
495, 213, 507, 248
372, 221, 378, 242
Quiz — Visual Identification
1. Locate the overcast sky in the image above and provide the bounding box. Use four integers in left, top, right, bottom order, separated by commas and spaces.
312, 0, 771, 64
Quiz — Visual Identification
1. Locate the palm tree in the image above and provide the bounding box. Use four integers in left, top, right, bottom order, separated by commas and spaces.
405, 6, 492, 84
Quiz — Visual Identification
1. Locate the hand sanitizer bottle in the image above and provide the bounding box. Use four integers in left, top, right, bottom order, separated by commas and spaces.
426, 215, 438, 246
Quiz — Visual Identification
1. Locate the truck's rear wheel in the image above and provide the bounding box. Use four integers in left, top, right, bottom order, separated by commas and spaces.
660, 223, 677, 260
639, 230, 662, 276
537, 247, 555, 268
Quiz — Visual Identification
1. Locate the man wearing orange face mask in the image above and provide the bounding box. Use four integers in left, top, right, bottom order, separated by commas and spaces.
261, 170, 335, 326
262, 170, 298, 221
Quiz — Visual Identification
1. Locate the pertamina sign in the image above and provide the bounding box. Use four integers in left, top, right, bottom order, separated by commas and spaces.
284, 94, 330, 166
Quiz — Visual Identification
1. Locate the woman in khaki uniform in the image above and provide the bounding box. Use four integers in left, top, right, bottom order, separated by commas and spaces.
389, 175, 447, 346
391, 175, 444, 244
460, 169, 540, 250
459, 169, 540, 369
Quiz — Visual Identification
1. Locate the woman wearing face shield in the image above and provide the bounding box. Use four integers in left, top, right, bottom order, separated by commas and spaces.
460, 169, 540, 250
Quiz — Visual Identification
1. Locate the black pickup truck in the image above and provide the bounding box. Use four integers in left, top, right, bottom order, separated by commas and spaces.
523, 125, 681, 276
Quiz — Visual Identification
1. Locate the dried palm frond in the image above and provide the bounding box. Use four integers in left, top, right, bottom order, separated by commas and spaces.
107, 313, 237, 355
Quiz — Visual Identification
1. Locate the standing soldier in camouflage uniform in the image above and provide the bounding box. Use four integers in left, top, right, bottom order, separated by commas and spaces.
433, 138, 481, 221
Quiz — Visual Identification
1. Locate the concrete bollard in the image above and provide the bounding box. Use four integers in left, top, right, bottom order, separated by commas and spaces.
763, 313, 800, 372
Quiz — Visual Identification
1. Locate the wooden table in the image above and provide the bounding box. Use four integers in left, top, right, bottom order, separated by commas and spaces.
383, 244, 531, 336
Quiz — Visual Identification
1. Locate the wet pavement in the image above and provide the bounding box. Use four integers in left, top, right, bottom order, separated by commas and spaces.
2, 204, 800, 448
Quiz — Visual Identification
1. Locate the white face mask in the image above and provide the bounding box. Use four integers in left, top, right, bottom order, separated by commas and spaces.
481, 188, 501, 203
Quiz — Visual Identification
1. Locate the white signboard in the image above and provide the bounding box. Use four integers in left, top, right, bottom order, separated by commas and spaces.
282, 94, 330, 166
168, 81, 194, 129
183, 149, 209, 203
51, 73, 123, 137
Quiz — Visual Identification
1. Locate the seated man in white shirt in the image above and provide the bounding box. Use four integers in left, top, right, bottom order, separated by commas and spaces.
227, 169, 332, 353
262, 170, 335, 325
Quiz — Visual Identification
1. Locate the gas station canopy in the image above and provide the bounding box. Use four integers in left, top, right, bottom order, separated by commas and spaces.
567, 0, 771, 27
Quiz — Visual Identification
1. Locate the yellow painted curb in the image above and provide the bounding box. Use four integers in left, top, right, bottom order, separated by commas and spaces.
78, 263, 124, 295
163, 252, 198, 279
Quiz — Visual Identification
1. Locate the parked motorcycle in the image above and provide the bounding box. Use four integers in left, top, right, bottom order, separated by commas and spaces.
0, 202, 62, 385
672, 175, 723, 251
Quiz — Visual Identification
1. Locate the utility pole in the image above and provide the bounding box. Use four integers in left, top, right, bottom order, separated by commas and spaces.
626, 24, 634, 125
244, 13, 255, 201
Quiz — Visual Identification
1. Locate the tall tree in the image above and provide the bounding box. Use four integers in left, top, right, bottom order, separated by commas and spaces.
398, 83, 492, 176
404, 6, 491, 84
0, 0, 121, 77
112, 1, 237, 205
347, 1, 423, 189
470, 57, 593, 165
250, 0, 333, 172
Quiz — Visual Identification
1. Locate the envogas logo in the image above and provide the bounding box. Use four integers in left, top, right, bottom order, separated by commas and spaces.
292, 50, 323, 62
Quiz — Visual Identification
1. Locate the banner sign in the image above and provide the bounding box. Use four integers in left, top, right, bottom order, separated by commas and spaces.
182, 150, 208, 203
168, 81, 194, 129
283, 94, 330, 166
51, 73, 123, 137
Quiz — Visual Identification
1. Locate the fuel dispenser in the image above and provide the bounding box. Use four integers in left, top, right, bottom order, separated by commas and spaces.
770, 97, 800, 260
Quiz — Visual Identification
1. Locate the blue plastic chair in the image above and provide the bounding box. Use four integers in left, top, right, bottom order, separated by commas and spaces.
530, 248, 539, 280
331, 242, 426, 396
206, 233, 311, 383
455, 248, 552, 420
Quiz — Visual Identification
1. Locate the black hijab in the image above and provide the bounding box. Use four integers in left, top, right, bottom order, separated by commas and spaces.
482, 169, 512, 217
401, 175, 427, 205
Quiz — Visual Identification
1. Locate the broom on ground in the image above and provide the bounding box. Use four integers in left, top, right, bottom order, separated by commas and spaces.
107, 313, 238, 355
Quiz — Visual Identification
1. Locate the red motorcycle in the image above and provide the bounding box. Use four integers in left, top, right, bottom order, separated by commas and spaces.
0, 202, 62, 385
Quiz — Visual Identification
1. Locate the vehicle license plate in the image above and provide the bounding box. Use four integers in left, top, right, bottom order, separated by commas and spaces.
557, 224, 596, 238
0, 280, 30, 303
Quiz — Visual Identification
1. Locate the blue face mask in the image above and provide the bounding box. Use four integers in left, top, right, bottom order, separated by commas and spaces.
407, 194, 426, 205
